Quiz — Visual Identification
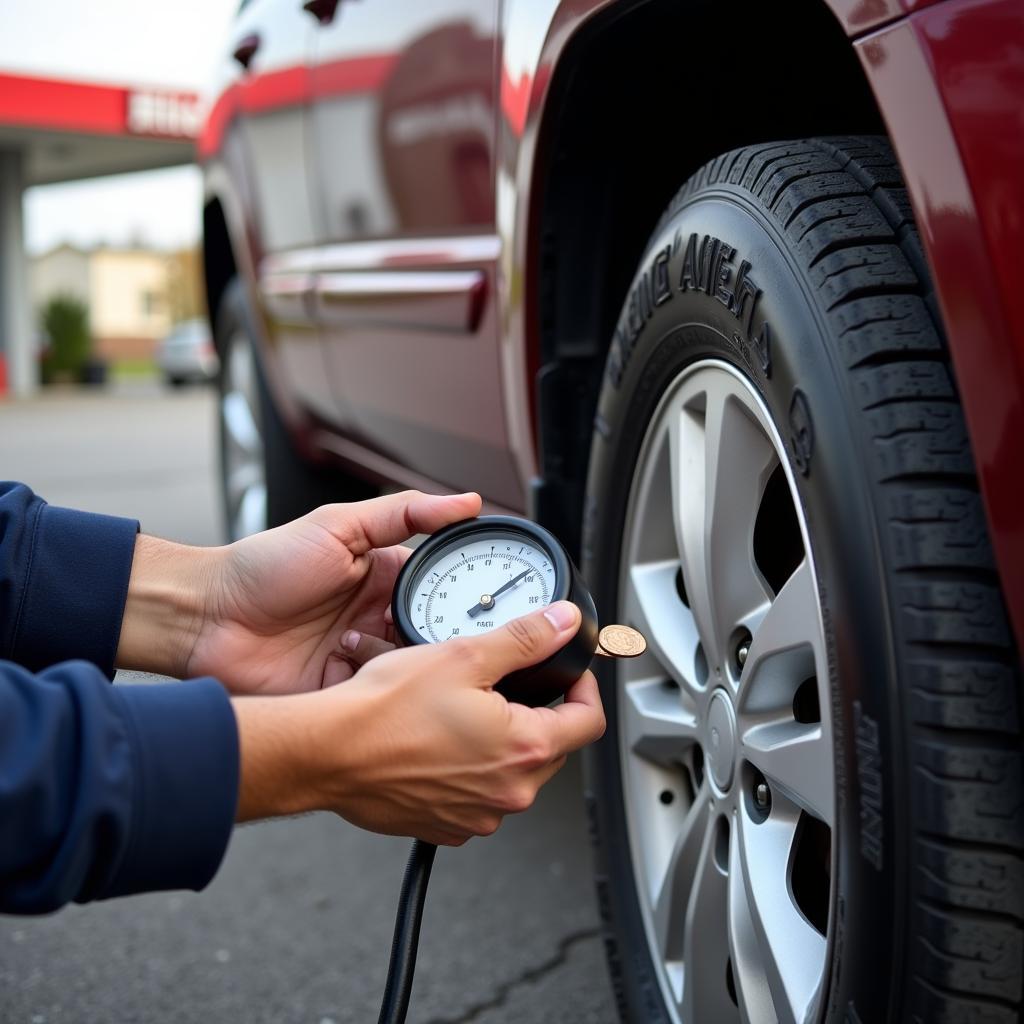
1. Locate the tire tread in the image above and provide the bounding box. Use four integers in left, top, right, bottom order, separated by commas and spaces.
672, 137, 1023, 1018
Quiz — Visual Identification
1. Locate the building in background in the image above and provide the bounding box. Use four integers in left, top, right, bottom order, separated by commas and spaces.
0, 71, 199, 393
30, 243, 202, 362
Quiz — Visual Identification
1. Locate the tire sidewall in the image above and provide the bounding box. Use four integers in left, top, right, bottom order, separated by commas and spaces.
583, 186, 905, 1022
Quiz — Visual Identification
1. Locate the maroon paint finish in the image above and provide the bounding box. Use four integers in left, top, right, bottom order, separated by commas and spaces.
303, 2, 521, 508
855, 0, 1024, 649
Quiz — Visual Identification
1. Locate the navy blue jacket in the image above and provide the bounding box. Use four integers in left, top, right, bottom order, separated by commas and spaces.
0, 483, 238, 914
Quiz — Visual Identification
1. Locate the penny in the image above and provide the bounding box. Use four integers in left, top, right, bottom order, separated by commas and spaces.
596, 624, 647, 659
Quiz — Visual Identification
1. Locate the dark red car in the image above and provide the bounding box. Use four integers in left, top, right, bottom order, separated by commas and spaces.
200, 1, 1024, 1020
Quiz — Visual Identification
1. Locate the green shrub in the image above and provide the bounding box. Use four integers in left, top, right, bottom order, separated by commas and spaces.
40, 294, 91, 381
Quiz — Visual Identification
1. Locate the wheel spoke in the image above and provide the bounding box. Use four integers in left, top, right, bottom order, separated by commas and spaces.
742, 720, 834, 826
223, 390, 261, 456
669, 401, 718, 669
626, 561, 702, 696
221, 332, 266, 541
621, 677, 700, 767
228, 330, 258, 411
650, 788, 711, 960
703, 384, 777, 649
737, 557, 833, 824
727, 821, 774, 1024
740, 560, 821, 703
679, 817, 738, 1022
733, 807, 826, 1024
228, 462, 262, 499
237, 483, 268, 540
670, 381, 775, 670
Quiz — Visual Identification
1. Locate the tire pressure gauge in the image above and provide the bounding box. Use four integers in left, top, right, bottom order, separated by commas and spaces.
381, 516, 646, 1024
392, 515, 646, 706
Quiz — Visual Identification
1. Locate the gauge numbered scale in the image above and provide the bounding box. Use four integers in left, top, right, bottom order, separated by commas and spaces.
392, 516, 643, 706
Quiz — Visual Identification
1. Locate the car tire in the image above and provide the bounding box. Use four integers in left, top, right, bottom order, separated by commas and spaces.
215, 277, 375, 540
582, 137, 1023, 1023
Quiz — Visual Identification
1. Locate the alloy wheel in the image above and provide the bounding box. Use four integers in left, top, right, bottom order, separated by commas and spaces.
617, 359, 834, 1023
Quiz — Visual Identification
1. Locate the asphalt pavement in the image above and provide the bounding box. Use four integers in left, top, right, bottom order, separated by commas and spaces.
0, 381, 617, 1024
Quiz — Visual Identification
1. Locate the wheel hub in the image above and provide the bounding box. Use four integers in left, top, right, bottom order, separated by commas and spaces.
705, 690, 736, 792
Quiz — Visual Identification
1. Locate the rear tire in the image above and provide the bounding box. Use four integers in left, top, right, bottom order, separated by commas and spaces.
215, 278, 375, 540
583, 137, 1023, 1023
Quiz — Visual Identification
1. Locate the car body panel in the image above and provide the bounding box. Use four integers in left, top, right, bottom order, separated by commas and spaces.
308, 3, 496, 243
300, 0, 523, 508
208, 0, 342, 428
854, 0, 1024, 649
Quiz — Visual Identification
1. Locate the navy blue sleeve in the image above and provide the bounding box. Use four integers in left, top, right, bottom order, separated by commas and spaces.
0, 481, 139, 676
0, 661, 239, 914
0, 482, 240, 913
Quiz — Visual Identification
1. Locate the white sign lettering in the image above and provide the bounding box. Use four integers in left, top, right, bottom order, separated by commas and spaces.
128, 92, 202, 139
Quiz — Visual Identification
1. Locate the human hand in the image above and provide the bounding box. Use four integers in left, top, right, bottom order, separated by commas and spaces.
116, 490, 480, 693
232, 602, 606, 845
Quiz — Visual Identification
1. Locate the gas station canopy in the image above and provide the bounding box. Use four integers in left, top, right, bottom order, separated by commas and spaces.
0, 70, 201, 395
0, 70, 200, 184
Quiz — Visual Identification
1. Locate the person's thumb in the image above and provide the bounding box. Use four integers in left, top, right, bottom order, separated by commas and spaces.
464, 602, 581, 682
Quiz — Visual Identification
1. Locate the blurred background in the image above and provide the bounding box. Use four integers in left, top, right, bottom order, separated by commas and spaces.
0, 3, 614, 1020
0, 0, 235, 397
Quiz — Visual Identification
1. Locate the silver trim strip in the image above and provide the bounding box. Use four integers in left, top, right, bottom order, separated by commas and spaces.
314, 267, 488, 332
260, 235, 499, 331
262, 233, 501, 276
314, 269, 486, 332
317, 270, 484, 297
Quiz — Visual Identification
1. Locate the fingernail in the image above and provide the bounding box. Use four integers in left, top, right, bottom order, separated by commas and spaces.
544, 601, 578, 632
342, 630, 361, 652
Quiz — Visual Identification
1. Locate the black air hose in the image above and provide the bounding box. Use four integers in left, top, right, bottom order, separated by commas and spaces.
377, 840, 438, 1024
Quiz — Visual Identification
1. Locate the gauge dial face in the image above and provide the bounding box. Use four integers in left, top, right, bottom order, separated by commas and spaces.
408, 531, 557, 642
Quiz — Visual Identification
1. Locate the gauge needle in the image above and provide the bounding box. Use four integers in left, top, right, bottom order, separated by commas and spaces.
466, 568, 533, 618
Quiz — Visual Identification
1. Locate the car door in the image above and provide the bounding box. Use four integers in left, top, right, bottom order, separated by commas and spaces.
305, 0, 521, 508
230, 0, 341, 425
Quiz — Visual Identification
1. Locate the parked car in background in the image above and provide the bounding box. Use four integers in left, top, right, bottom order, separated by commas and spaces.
156, 318, 218, 387
200, 2, 1024, 1021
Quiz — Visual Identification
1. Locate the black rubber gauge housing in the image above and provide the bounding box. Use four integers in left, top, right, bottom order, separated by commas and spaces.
391, 516, 599, 706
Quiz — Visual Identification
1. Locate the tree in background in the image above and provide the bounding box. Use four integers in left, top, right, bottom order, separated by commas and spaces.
40, 294, 91, 383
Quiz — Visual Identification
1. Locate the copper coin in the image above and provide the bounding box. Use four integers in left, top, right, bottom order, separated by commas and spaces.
597, 624, 647, 658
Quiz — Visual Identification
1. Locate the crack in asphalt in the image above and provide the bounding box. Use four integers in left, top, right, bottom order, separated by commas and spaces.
420, 927, 601, 1024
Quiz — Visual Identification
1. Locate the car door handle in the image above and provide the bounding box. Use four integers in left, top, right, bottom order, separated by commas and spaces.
232, 33, 261, 70
302, 0, 340, 25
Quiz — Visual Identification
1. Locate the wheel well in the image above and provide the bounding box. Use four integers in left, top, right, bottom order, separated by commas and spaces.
202, 198, 237, 347
532, 0, 886, 558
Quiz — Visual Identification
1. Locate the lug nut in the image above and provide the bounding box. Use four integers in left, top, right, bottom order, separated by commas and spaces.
736, 640, 750, 667
754, 781, 770, 812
